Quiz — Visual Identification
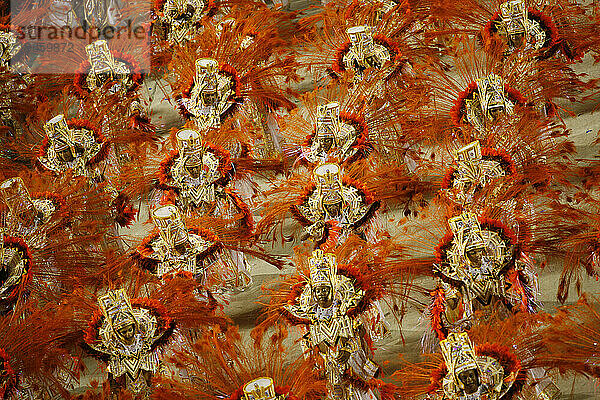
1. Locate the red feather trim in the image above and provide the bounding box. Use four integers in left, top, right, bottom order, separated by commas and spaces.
290, 183, 317, 226
373, 34, 402, 62
427, 363, 447, 394
132, 298, 173, 333
435, 217, 519, 267
224, 188, 254, 233
332, 42, 352, 74
211, 143, 234, 186
482, 11, 500, 39
527, 8, 561, 49
434, 231, 454, 265
341, 112, 373, 163
31, 191, 66, 212
430, 288, 447, 341
481, 147, 517, 175
112, 192, 137, 227
157, 150, 179, 191
479, 217, 518, 247
504, 84, 527, 106
38, 135, 50, 158
441, 166, 457, 189
30, 191, 71, 229
83, 308, 104, 346
481, 8, 559, 51
476, 343, 526, 399
67, 120, 110, 167
320, 221, 341, 252
129, 112, 155, 133
342, 176, 375, 204
162, 270, 194, 283
0, 348, 17, 399
286, 282, 307, 306
219, 63, 242, 99
506, 269, 529, 313
342, 371, 397, 399
451, 82, 478, 127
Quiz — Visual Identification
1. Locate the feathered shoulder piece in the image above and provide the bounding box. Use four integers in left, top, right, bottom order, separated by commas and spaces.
442, 143, 517, 191
31, 190, 67, 212
0, 347, 17, 399
451, 76, 526, 129
435, 214, 519, 270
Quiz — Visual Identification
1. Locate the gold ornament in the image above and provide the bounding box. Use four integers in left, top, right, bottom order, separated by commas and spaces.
0, 177, 57, 231
439, 332, 517, 400
183, 58, 236, 130
38, 115, 105, 179
243, 377, 282, 400
436, 212, 513, 317
91, 289, 166, 395
85, 40, 134, 95
449, 141, 508, 205
305, 102, 361, 164
161, 0, 207, 44
497, 0, 546, 54
295, 163, 377, 243
343, 26, 391, 78
464, 74, 515, 132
